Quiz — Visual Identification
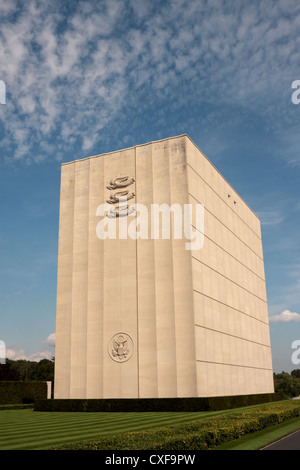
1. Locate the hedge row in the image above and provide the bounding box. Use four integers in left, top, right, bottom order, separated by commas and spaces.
52, 400, 300, 450
35, 392, 284, 412
0, 403, 34, 410
0, 381, 48, 404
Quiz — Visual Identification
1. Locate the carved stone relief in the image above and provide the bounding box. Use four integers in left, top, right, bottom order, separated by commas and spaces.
108, 333, 134, 362
106, 176, 135, 218
107, 190, 135, 204
107, 177, 135, 190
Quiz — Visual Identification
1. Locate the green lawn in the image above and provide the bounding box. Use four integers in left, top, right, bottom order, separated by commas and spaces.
0, 409, 209, 450
1, 401, 300, 450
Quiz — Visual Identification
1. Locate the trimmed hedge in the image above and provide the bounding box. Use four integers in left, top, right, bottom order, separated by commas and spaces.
0, 403, 34, 410
35, 392, 284, 412
0, 381, 48, 404
51, 400, 300, 450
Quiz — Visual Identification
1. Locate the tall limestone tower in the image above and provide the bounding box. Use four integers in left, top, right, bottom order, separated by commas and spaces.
54, 135, 274, 399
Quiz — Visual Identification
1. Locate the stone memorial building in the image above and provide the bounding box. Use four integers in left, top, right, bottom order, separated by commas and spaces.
54, 134, 274, 399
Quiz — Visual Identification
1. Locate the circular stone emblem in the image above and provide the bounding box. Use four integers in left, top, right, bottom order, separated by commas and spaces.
108, 333, 133, 362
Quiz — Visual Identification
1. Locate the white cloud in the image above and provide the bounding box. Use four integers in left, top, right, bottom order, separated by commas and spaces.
44, 332, 56, 347
269, 309, 300, 323
6, 348, 53, 361
256, 211, 285, 226
1, 0, 300, 163
5, 333, 55, 362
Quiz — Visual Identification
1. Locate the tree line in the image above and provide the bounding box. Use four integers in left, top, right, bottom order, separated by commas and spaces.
0, 358, 54, 382
273, 370, 300, 398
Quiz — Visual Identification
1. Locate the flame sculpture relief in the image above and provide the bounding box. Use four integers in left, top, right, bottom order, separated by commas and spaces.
106, 176, 135, 218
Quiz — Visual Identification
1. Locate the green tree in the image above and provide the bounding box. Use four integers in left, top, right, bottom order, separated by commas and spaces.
291, 369, 300, 378
274, 372, 300, 398
0, 361, 21, 381
10, 360, 37, 381
31, 359, 54, 382
0, 358, 55, 382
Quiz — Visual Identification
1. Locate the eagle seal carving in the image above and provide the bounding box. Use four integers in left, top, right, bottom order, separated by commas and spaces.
108, 333, 133, 362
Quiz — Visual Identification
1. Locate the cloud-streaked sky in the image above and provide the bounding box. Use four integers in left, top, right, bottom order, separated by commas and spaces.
0, 0, 300, 372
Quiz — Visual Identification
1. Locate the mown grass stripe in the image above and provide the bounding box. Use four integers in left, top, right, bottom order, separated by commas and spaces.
2, 401, 296, 450
1, 415, 180, 440
1, 429, 140, 451
0, 412, 204, 437
0, 410, 205, 426
0, 410, 209, 450
0, 410, 204, 432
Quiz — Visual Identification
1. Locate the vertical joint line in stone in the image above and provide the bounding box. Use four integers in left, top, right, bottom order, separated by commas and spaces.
135, 145, 139, 398
168, 139, 178, 397
86, 159, 91, 396
69, 162, 76, 396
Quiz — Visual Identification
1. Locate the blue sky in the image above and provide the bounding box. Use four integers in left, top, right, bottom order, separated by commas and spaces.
0, 0, 300, 373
